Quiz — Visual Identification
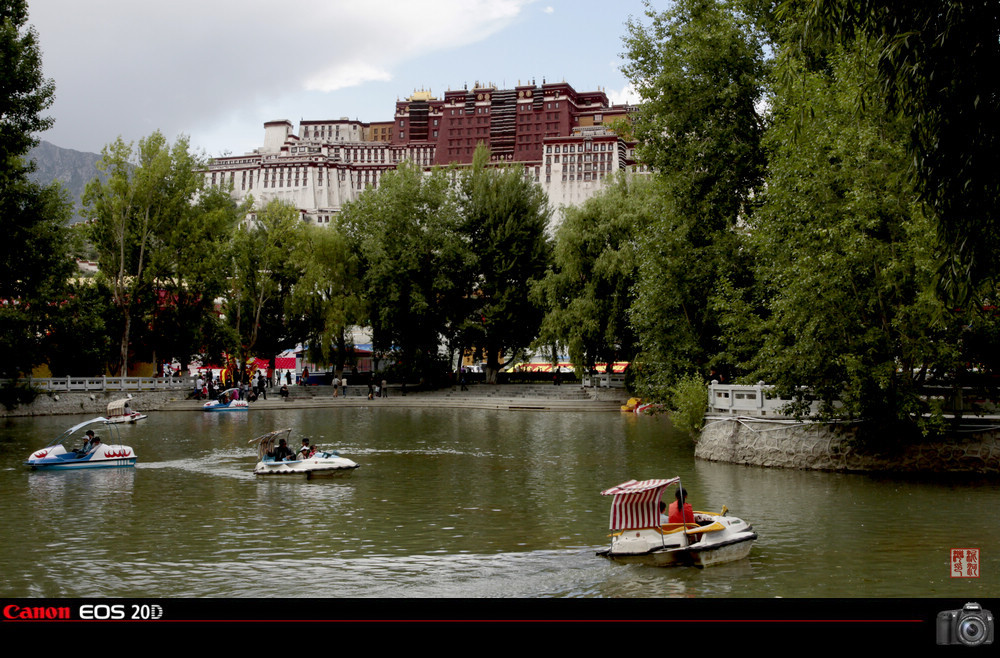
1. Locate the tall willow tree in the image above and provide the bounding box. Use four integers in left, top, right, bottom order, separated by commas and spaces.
532, 173, 654, 376
796, 0, 1000, 307
458, 146, 551, 383
84, 132, 203, 375
341, 162, 466, 376
225, 198, 304, 372
623, 0, 767, 397
287, 222, 367, 374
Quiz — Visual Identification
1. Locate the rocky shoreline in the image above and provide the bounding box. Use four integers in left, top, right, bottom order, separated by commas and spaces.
696, 415, 1000, 474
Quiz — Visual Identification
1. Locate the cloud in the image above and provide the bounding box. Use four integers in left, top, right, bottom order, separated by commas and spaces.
299, 0, 529, 92
304, 63, 394, 93
606, 83, 639, 106
27, 0, 535, 152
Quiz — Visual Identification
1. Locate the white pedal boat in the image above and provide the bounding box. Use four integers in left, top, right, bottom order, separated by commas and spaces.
597, 478, 756, 567
249, 428, 359, 478
25, 418, 137, 471
203, 388, 248, 412
105, 396, 147, 423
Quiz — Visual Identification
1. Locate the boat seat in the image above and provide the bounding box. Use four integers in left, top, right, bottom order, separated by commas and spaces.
685, 521, 725, 535
657, 523, 700, 534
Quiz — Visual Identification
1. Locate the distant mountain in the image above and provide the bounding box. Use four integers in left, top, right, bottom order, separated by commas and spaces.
26, 140, 103, 224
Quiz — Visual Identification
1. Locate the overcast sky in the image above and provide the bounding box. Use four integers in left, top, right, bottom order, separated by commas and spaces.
27, 0, 649, 158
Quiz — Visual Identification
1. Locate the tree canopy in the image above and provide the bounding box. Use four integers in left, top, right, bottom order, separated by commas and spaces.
84, 132, 205, 374
623, 0, 767, 397
795, 0, 1000, 305
532, 173, 653, 376
0, 1, 74, 377
457, 146, 551, 382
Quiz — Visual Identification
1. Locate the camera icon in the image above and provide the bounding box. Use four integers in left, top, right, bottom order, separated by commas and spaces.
937, 602, 994, 646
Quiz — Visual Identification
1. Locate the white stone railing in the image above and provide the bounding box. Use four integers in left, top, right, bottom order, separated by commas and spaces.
707, 382, 820, 418
8, 376, 191, 392
582, 373, 626, 388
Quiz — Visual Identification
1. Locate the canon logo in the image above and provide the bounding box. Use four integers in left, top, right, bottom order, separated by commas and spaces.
4, 605, 71, 620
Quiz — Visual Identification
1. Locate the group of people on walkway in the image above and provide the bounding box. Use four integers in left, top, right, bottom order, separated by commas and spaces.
192, 370, 280, 404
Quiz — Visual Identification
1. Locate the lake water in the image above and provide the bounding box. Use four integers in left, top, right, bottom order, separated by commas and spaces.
1, 406, 997, 599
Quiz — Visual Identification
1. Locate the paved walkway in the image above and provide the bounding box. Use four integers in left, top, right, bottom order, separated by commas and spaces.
163, 384, 628, 413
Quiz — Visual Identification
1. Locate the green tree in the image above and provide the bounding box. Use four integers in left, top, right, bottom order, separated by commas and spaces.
457, 146, 552, 383
532, 173, 654, 376
287, 222, 367, 374
342, 162, 467, 378
734, 37, 995, 437
44, 280, 117, 377
0, 0, 53, 170
84, 132, 203, 375
0, 1, 74, 377
622, 0, 767, 397
146, 184, 246, 369
796, 0, 1000, 306
225, 198, 304, 373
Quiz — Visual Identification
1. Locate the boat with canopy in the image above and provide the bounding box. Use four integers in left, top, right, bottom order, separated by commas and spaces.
249, 428, 359, 478
25, 418, 137, 471
597, 477, 756, 567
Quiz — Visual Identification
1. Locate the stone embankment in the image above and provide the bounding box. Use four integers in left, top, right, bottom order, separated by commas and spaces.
697, 415, 1000, 474
2, 384, 628, 416
1, 389, 180, 418
163, 383, 627, 412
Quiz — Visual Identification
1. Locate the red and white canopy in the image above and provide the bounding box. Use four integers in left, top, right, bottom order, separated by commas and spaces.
601, 478, 680, 530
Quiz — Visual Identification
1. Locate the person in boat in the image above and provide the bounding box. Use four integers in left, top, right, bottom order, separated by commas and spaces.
272, 438, 295, 461
298, 438, 315, 460
668, 487, 695, 524
77, 430, 97, 455
77, 431, 102, 456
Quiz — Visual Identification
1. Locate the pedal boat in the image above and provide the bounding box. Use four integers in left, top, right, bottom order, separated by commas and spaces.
597, 478, 756, 567
25, 418, 137, 471
105, 396, 147, 423
249, 428, 359, 478
203, 388, 248, 412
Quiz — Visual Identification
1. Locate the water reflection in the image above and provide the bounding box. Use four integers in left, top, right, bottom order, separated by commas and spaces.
0, 407, 997, 598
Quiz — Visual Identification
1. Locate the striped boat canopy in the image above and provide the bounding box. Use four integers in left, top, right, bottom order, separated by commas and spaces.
601, 478, 680, 530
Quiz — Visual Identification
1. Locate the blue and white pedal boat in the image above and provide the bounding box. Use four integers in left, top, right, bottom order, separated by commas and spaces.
25, 417, 137, 471
203, 388, 249, 412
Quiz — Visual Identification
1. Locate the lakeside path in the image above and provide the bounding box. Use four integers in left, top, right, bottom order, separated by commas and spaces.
161, 384, 629, 413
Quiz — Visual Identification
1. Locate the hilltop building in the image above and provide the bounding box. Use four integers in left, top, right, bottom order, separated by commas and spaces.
205, 80, 645, 227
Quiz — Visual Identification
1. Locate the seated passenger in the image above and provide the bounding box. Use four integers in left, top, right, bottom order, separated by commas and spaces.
77, 430, 98, 455
668, 487, 695, 524
298, 438, 315, 460
272, 438, 295, 461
